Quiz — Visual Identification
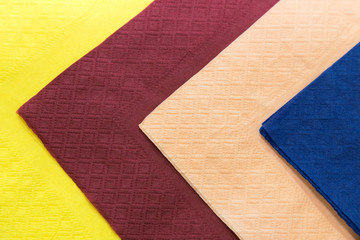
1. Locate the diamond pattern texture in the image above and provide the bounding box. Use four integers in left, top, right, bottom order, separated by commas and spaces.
261, 43, 360, 236
140, 0, 360, 239
0, 0, 153, 239
18, 0, 279, 239
0, 0, 95, 80
0, 125, 91, 240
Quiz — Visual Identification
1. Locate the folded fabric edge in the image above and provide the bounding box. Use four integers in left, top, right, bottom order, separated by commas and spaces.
16, 101, 122, 236
6, 0, 154, 108
15, 107, 123, 238
139, 122, 242, 239
14, 0, 280, 237
259, 126, 360, 236
261, 41, 359, 128
0, 1, 155, 238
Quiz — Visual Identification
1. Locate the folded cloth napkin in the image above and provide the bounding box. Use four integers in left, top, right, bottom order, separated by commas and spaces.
139, 0, 360, 239
0, 0, 151, 239
260, 42, 360, 236
17, 0, 278, 238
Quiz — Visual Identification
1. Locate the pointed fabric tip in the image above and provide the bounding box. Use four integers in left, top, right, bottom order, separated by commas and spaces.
17, 0, 279, 238
261, 42, 360, 235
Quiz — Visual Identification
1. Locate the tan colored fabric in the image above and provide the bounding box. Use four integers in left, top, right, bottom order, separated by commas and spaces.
140, 0, 360, 239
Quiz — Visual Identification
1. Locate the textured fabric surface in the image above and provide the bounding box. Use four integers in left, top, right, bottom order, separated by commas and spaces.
260, 43, 360, 236
0, 0, 152, 239
139, 0, 360, 239
18, 0, 278, 239
0, 0, 96, 80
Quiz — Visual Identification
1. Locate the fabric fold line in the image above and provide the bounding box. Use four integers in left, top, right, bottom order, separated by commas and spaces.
259, 126, 359, 235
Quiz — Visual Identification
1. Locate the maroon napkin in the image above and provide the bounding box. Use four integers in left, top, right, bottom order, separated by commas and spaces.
18, 0, 278, 239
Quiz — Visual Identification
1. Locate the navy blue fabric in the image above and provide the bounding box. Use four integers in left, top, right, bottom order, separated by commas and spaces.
260, 42, 360, 235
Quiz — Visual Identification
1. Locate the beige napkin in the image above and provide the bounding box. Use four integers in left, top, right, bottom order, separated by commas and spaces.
140, 0, 360, 239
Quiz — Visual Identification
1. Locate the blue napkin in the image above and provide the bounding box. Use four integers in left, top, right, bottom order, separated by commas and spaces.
260, 42, 360, 235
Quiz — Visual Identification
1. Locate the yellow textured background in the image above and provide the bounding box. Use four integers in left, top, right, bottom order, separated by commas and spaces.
0, 0, 152, 239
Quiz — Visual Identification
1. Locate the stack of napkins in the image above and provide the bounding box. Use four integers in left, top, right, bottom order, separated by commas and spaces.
1, 0, 359, 239
16, 0, 277, 238
139, 1, 360, 239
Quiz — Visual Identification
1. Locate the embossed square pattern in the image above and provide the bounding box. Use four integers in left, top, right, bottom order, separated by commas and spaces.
140, 0, 360, 239
261, 43, 360, 236
18, 0, 279, 238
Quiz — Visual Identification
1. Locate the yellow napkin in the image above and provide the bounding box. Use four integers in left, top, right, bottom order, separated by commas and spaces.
140, 0, 360, 239
0, 0, 152, 239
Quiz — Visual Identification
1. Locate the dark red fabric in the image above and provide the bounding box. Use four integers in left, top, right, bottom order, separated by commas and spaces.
18, 0, 278, 239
